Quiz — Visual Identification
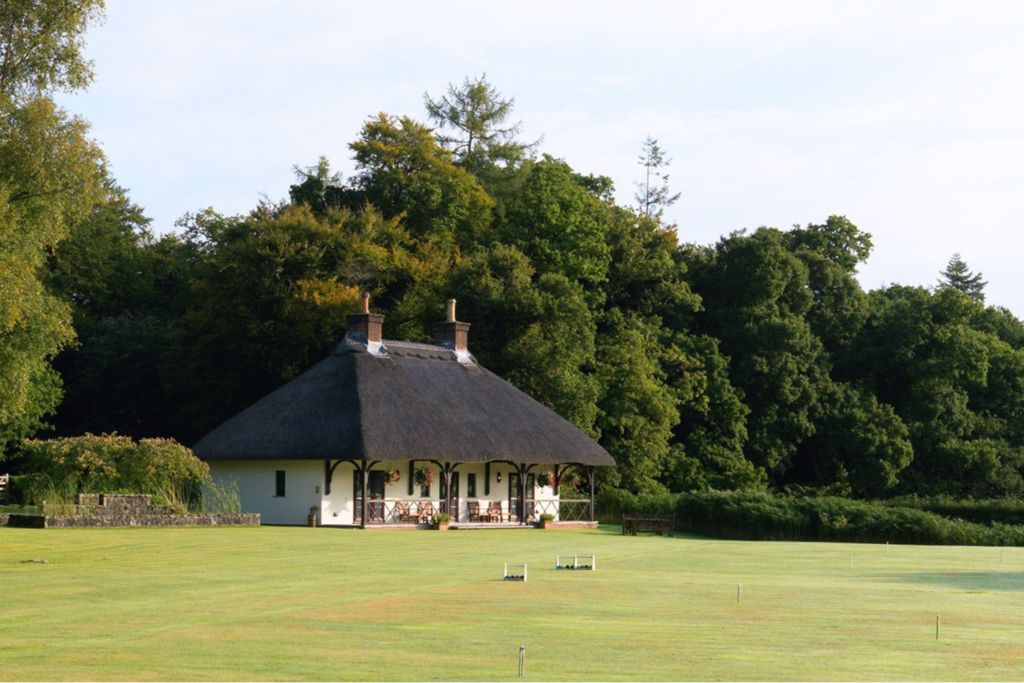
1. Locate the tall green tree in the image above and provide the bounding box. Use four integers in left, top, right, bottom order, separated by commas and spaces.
937, 252, 987, 303
498, 155, 612, 293
787, 382, 912, 497
685, 229, 829, 478
846, 285, 1024, 496
634, 136, 680, 223
0, 0, 106, 455
287, 157, 346, 217
784, 217, 873, 367
346, 113, 495, 250
595, 313, 679, 493
0, 0, 104, 101
424, 74, 537, 175
661, 332, 760, 491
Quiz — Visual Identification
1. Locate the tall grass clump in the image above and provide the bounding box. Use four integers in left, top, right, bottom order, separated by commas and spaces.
35, 481, 78, 516
201, 479, 241, 514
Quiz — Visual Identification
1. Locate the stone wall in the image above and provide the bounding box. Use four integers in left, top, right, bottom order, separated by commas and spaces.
44, 493, 158, 518
4, 492, 260, 528
7, 513, 259, 528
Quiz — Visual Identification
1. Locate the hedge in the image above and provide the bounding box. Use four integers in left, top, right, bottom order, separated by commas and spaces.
596, 489, 1024, 546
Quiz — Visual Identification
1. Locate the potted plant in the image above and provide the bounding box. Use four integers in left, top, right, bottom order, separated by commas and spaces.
538, 513, 555, 529
308, 506, 319, 528
432, 512, 452, 530
383, 469, 401, 486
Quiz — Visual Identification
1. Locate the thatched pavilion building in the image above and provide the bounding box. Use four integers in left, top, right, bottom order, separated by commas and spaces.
193, 299, 614, 527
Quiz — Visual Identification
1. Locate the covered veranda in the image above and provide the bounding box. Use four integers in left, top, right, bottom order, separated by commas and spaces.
326, 458, 599, 528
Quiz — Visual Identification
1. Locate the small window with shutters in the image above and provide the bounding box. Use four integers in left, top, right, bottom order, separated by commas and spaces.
275, 470, 286, 497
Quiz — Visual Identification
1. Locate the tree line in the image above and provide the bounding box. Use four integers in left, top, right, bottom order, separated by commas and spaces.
3, 3, 1023, 502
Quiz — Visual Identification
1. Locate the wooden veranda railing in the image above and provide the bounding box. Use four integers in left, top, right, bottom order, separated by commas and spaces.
531, 499, 592, 522
356, 498, 594, 524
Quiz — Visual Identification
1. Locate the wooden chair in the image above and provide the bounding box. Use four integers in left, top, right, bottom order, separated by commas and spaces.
416, 500, 436, 524
487, 500, 505, 523
394, 501, 413, 523
467, 500, 484, 522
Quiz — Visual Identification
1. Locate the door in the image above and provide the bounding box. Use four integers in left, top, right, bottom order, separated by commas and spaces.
441, 472, 460, 520
367, 470, 386, 522
508, 473, 535, 522
353, 468, 362, 524
353, 469, 386, 524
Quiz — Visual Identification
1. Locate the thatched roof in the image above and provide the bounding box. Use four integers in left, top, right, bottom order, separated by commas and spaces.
193, 337, 614, 467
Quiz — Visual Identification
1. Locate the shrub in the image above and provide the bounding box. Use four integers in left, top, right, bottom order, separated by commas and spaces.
18, 434, 210, 509
598, 487, 1024, 547
884, 496, 1024, 526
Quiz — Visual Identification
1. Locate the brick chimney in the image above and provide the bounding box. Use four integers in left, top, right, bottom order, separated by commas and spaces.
346, 292, 384, 345
434, 298, 470, 352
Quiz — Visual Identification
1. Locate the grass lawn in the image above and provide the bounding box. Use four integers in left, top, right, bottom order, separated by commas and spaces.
2, 525, 1023, 681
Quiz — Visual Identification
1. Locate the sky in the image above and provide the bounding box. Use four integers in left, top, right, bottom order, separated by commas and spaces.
57, 0, 1024, 314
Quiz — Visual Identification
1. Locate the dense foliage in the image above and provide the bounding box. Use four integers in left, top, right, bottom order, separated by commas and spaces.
18, 434, 209, 507
3, 7, 1024, 510
597, 488, 1024, 546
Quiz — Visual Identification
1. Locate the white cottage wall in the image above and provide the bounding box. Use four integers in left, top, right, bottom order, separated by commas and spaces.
321, 461, 356, 526
209, 459, 562, 526
209, 460, 323, 526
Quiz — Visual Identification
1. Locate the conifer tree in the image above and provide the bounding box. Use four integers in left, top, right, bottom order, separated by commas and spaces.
937, 253, 987, 303
634, 136, 680, 224
423, 74, 538, 175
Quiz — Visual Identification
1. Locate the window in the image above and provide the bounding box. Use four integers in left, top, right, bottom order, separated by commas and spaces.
275, 470, 286, 497
467, 473, 477, 498
420, 481, 430, 498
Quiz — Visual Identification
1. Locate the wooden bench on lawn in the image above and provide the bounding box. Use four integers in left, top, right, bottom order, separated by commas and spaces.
621, 513, 675, 537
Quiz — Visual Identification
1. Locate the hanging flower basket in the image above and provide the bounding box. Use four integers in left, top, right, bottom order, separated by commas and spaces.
382, 469, 401, 486
413, 467, 434, 487
537, 471, 554, 488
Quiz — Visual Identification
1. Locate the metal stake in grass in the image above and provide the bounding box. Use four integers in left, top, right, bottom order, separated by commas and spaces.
936, 614, 940, 641
737, 584, 741, 603
519, 645, 525, 676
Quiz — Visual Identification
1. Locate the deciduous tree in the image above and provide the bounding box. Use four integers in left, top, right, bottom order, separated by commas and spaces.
0, 0, 106, 455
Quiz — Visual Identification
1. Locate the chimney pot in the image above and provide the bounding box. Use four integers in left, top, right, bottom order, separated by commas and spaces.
346, 296, 384, 346
434, 300, 470, 353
